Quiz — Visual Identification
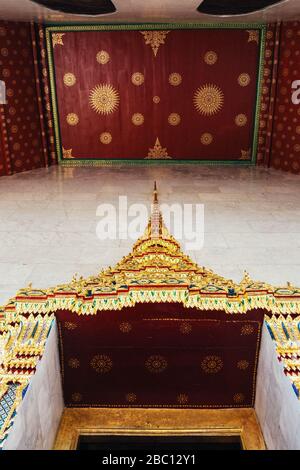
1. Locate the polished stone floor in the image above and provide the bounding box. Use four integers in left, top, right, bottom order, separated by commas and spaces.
0, 164, 299, 306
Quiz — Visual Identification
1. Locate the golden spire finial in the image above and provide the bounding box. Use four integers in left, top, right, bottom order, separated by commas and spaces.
153, 180, 158, 204
151, 181, 161, 238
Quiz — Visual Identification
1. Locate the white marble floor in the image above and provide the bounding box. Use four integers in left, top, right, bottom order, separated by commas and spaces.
0, 164, 299, 306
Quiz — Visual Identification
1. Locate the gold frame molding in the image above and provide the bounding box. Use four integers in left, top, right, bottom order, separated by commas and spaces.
54, 408, 265, 450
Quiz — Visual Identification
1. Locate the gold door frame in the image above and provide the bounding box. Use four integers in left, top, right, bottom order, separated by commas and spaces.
54, 407, 265, 450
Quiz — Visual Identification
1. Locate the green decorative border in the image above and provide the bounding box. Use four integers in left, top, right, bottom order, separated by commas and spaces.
45, 23, 266, 167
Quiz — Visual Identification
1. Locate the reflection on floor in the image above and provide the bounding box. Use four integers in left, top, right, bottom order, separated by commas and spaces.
0, 164, 299, 306
77, 434, 242, 451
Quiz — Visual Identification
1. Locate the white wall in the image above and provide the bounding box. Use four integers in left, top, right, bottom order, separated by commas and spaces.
2, 320, 64, 450
255, 322, 300, 450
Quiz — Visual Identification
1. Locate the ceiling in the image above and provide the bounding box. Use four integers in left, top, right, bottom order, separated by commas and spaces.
0, 0, 299, 24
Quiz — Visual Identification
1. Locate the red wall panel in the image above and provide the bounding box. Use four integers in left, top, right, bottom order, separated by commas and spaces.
51, 28, 261, 163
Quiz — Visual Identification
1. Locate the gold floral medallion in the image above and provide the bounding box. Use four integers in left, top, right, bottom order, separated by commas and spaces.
241, 324, 254, 336
238, 73, 250, 87
204, 51, 218, 65
119, 321, 132, 333
145, 354, 168, 373
132, 113, 144, 126
125, 393, 137, 403
168, 73, 182, 86
200, 133, 213, 145
131, 72, 144, 86
233, 393, 245, 404
140, 30, 170, 57
179, 322, 192, 335
68, 358, 80, 368
177, 393, 189, 404
96, 50, 110, 65
153, 95, 160, 104
90, 354, 113, 373
201, 355, 223, 374
63, 73, 76, 87
193, 84, 224, 116
168, 113, 181, 126
237, 360, 249, 370
100, 132, 112, 144
89, 84, 119, 115
235, 114, 247, 127
66, 113, 79, 126
71, 392, 82, 403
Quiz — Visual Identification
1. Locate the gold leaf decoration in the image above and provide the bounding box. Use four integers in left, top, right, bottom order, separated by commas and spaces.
146, 138, 171, 159
247, 30, 259, 44
96, 50, 110, 65
241, 324, 254, 336
177, 393, 189, 404
168, 72, 182, 86
52, 33, 65, 47
204, 50, 218, 65
132, 113, 144, 126
100, 132, 112, 145
62, 147, 74, 159
200, 133, 213, 145
90, 354, 113, 373
145, 354, 168, 373
64, 321, 77, 330
193, 84, 224, 116
63, 73, 76, 87
119, 322, 132, 333
240, 148, 251, 160
66, 113, 79, 126
168, 113, 181, 126
238, 73, 250, 87
89, 84, 119, 115
131, 72, 144, 86
235, 113, 247, 127
140, 30, 170, 57
237, 360, 249, 370
153, 95, 160, 104
201, 355, 223, 374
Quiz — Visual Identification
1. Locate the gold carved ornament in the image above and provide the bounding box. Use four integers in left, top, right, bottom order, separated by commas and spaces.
201, 355, 223, 374
153, 96, 160, 104
96, 50, 110, 65
140, 30, 170, 57
62, 147, 74, 159
52, 33, 65, 47
168, 113, 181, 126
90, 354, 113, 373
238, 73, 250, 87
132, 113, 144, 126
100, 132, 112, 145
63, 73, 76, 87
204, 51, 218, 65
235, 114, 248, 127
146, 138, 171, 159
169, 73, 182, 86
89, 84, 119, 115
240, 149, 251, 160
247, 30, 259, 44
66, 113, 79, 126
200, 133, 213, 145
145, 355, 168, 373
193, 84, 224, 116
131, 72, 144, 86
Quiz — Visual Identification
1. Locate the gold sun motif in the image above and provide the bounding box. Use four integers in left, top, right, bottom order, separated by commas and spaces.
145, 354, 168, 373
71, 392, 82, 403
63, 73, 76, 87
201, 355, 223, 374
169, 73, 182, 86
238, 73, 250, 87
90, 354, 113, 373
119, 321, 132, 333
179, 322, 192, 335
132, 113, 144, 126
200, 133, 213, 145
233, 393, 245, 404
193, 84, 224, 116
241, 324, 254, 336
100, 132, 112, 144
66, 113, 79, 126
68, 358, 80, 368
237, 360, 249, 370
168, 113, 181, 126
153, 95, 160, 104
131, 72, 144, 86
89, 84, 120, 115
177, 393, 189, 404
204, 50, 218, 65
96, 50, 110, 65
235, 114, 247, 127
125, 392, 137, 403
